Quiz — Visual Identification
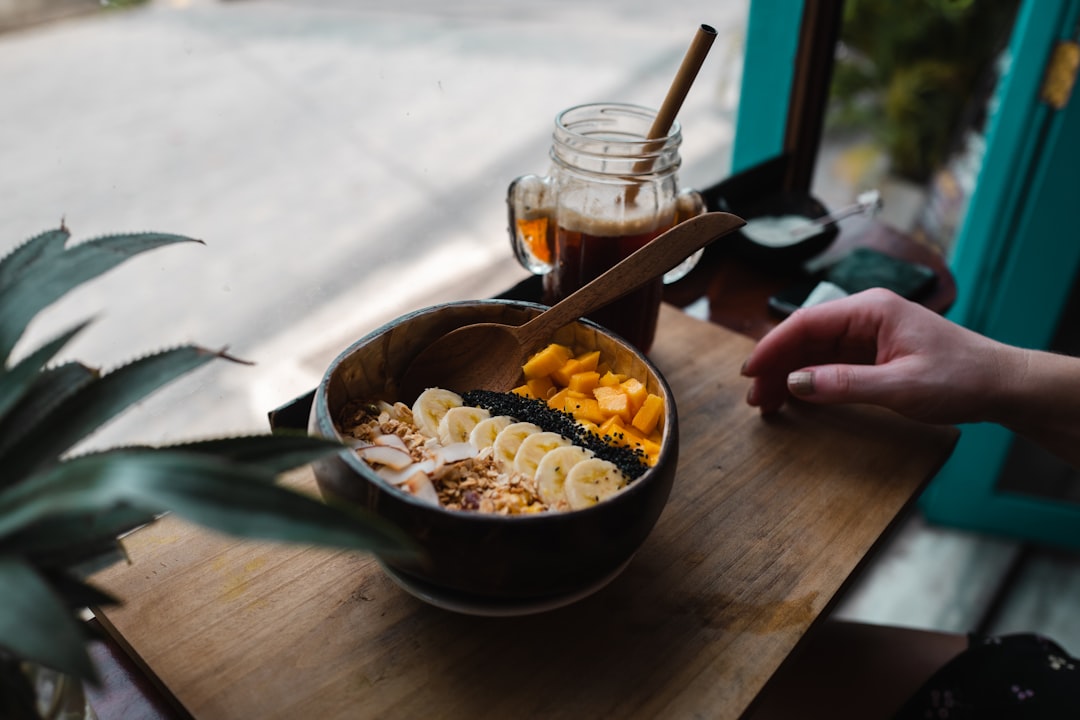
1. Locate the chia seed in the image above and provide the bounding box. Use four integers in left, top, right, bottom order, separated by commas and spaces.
462, 390, 652, 481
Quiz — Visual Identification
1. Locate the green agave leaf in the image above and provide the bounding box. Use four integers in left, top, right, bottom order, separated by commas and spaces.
0, 557, 95, 680
0, 226, 69, 293
0, 231, 200, 362
4, 436, 346, 563
79, 231, 203, 257
0, 361, 98, 481
39, 569, 119, 609
0, 451, 419, 561
0, 320, 90, 419
2, 346, 229, 482
2, 506, 155, 568
160, 433, 347, 475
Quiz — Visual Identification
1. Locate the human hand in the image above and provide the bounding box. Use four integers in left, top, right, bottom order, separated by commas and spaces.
740, 288, 1012, 425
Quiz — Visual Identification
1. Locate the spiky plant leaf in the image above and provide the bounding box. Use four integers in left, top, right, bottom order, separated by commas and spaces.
0, 231, 200, 362
159, 433, 353, 475
0, 321, 90, 422
2, 507, 154, 568
37, 569, 119, 610
0, 227, 419, 710
0, 226, 69, 293
0, 362, 98, 475
0, 450, 418, 560
4, 435, 350, 564
0, 346, 233, 482
0, 557, 95, 680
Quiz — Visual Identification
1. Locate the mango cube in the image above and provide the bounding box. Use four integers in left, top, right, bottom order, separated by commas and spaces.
566, 396, 605, 425
598, 414, 627, 442
567, 370, 600, 394
577, 419, 600, 436
523, 343, 572, 379
622, 426, 661, 464
574, 350, 601, 373
598, 370, 625, 388
526, 375, 555, 400
512, 384, 536, 399
547, 387, 571, 411
593, 385, 631, 422
551, 357, 584, 386
631, 393, 664, 435
620, 377, 648, 416
600, 419, 660, 463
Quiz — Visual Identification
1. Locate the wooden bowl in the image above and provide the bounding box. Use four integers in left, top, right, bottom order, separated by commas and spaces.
307, 300, 679, 612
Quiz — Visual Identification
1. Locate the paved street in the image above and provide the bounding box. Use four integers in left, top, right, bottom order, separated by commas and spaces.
1, 0, 747, 441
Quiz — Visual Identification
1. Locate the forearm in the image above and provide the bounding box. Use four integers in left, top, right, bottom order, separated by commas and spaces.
991, 345, 1080, 469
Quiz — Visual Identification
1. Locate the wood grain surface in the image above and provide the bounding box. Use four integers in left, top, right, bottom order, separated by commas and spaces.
90, 304, 957, 720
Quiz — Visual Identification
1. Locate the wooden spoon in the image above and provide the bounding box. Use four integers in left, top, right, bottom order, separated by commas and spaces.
399, 211, 744, 398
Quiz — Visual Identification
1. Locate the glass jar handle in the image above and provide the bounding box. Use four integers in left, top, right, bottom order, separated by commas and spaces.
507, 174, 555, 275
663, 188, 707, 284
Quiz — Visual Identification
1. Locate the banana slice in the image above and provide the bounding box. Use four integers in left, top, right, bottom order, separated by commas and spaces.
438, 405, 490, 445
535, 445, 593, 506
513, 431, 571, 479
491, 421, 542, 470
469, 415, 514, 450
411, 388, 463, 438
563, 458, 628, 510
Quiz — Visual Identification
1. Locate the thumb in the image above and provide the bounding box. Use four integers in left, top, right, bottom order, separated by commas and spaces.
787, 364, 894, 406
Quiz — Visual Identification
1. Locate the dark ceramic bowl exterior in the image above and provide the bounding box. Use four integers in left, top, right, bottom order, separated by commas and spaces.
308, 300, 679, 603
724, 191, 839, 267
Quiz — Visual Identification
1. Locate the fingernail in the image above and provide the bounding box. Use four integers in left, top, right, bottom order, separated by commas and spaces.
788, 371, 815, 396
740, 358, 750, 376
746, 383, 758, 406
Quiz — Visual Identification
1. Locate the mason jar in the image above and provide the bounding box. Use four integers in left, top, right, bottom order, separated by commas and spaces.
508, 102, 704, 352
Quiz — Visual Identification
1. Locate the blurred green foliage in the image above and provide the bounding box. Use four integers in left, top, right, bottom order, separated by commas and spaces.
829, 0, 1020, 182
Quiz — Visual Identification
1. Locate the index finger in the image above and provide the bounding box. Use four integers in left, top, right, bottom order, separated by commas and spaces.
742, 290, 897, 377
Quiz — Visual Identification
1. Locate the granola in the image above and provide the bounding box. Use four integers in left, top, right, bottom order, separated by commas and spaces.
338, 398, 550, 515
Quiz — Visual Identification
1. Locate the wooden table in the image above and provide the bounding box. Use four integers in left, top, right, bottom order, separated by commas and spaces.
89, 304, 957, 720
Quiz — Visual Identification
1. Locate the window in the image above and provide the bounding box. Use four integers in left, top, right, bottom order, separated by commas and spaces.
1, 0, 748, 444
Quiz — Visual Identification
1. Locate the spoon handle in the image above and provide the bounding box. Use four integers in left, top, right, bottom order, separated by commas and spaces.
517, 212, 745, 348
791, 189, 883, 240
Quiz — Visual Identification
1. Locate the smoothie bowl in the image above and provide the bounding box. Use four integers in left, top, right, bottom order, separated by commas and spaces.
307, 299, 678, 613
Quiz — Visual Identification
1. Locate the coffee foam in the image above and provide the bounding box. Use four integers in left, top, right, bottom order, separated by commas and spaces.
556, 206, 676, 237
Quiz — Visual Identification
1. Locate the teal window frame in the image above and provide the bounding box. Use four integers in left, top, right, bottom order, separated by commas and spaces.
922, 0, 1080, 549
734, 0, 1080, 549
732, 0, 805, 174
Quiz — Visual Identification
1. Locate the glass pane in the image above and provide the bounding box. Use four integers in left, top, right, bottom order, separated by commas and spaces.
0, 0, 748, 445
813, 0, 1021, 259
810, 1, 1079, 507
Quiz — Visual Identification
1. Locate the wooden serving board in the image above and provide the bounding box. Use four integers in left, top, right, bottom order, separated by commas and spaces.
91, 304, 957, 720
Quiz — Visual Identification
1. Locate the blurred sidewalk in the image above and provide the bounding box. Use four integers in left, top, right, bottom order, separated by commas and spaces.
0, 0, 97, 34
0, 0, 746, 442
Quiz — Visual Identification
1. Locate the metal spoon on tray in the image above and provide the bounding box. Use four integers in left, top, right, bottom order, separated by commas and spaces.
399, 211, 745, 399
788, 189, 883, 240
